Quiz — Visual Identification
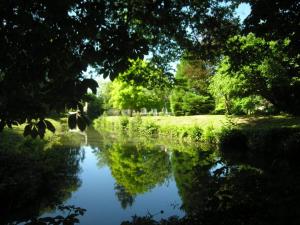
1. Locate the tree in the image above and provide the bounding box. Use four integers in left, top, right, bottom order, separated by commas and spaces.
242, 0, 300, 61
106, 143, 171, 196
85, 94, 104, 120
176, 57, 213, 94
170, 58, 214, 116
0, 0, 240, 137
107, 59, 171, 115
108, 79, 164, 115
209, 58, 248, 114
221, 33, 300, 115
208, 65, 271, 115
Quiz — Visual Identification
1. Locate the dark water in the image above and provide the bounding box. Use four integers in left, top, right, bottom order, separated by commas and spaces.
1, 128, 300, 225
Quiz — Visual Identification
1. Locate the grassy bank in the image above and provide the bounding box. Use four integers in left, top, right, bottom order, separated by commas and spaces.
94, 115, 300, 148
0, 117, 86, 152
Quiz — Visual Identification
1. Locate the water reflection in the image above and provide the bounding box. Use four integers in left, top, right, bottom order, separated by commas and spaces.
0, 146, 83, 224
92, 140, 172, 209
121, 134, 300, 225
2, 128, 300, 225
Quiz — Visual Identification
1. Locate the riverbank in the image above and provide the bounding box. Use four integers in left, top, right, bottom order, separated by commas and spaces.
0, 117, 86, 152
94, 115, 300, 153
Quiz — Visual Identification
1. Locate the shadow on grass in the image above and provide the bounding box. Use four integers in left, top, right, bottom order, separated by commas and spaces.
238, 115, 300, 129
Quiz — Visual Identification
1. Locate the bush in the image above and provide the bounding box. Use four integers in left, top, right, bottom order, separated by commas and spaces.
189, 127, 202, 142
86, 94, 104, 120
128, 115, 142, 134
231, 96, 274, 115
170, 89, 214, 116
219, 128, 248, 152
140, 121, 160, 136
158, 111, 167, 116
119, 116, 129, 131
201, 126, 217, 144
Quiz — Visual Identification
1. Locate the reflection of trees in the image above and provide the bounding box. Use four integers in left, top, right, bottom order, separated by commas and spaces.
170, 143, 300, 225
122, 140, 300, 225
0, 143, 83, 224
171, 148, 218, 213
100, 142, 172, 207
114, 184, 135, 209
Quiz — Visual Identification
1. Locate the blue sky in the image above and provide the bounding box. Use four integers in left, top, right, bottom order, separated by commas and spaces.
236, 3, 251, 22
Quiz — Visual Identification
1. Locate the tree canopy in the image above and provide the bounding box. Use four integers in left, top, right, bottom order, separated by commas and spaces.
170, 58, 214, 116
222, 33, 300, 115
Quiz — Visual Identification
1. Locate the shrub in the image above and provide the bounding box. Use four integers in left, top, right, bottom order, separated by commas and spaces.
128, 115, 142, 134
201, 125, 217, 144
140, 121, 160, 136
189, 127, 202, 142
219, 128, 248, 152
158, 112, 166, 116
170, 89, 214, 116
119, 116, 129, 131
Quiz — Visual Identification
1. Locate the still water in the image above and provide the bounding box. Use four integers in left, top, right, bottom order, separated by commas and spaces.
1, 128, 300, 225
43, 145, 183, 225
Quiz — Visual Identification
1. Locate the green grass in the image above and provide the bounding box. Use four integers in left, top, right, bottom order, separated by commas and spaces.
237, 115, 300, 129
95, 115, 300, 144
8, 118, 65, 137
101, 115, 300, 130
0, 117, 87, 152
103, 115, 228, 129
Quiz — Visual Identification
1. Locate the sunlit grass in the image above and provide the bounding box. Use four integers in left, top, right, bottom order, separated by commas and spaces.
103, 115, 300, 130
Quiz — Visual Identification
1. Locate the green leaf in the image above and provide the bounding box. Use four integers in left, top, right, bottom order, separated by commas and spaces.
30, 126, 38, 138
6, 121, 12, 129
76, 115, 86, 131
81, 114, 91, 126
39, 217, 55, 223
68, 114, 77, 130
45, 120, 56, 133
24, 124, 32, 137
37, 120, 46, 131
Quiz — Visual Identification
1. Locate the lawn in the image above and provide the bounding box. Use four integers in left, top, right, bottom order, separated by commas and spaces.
104, 115, 300, 130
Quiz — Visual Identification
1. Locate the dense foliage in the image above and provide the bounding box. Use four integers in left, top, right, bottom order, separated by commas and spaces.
209, 53, 274, 115
170, 59, 214, 116
85, 93, 105, 120
221, 33, 300, 115
106, 59, 171, 114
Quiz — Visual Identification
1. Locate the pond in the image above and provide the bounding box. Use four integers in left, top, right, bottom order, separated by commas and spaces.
1, 127, 300, 225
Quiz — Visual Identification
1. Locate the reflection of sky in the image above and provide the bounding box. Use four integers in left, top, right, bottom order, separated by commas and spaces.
209, 160, 226, 176
43, 146, 184, 225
